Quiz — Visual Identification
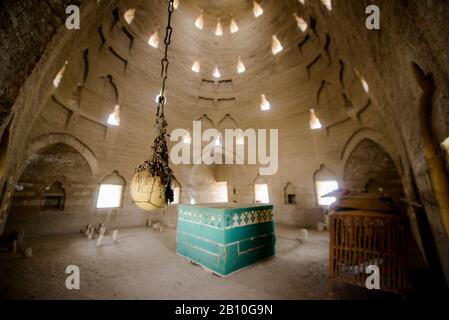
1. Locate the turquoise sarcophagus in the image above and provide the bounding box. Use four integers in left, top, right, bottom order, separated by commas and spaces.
176, 203, 275, 277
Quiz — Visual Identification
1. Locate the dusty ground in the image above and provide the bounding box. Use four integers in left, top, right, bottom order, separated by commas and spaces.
0, 225, 398, 300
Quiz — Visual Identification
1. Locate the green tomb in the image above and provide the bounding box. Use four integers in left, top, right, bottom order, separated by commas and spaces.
176, 203, 275, 277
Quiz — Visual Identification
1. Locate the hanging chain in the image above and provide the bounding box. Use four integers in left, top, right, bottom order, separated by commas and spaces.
157, 0, 175, 116
134, 0, 176, 207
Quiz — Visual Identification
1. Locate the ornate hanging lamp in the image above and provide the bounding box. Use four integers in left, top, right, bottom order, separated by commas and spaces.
131, 0, 177, 211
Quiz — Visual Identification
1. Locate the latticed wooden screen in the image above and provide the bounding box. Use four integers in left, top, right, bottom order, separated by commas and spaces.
328, 211, 408, 296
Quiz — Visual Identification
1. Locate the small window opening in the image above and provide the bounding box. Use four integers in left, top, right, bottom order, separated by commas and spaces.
211, 182, 228, 203
253, 1, 264, 18
124, 9, 136, 25
213, 65, 221, 78
442, 137, 449, 152
53, 61, 68, 88
255, 184, 270, 204
293, 13, 308, 32
321, 0, 332, 11
107, 105, 121, 126
192, 60, 201, 73
309, 109, 322, 130
260, 94, 271, 111
284, 182, 297, 205
195, 11, 204, 30
215, 17, 223, 36
148, 27, 160, 48
96, 171, 125, 209
237, 56, 246, 73
315, 180, 338, 206
43, 182, 65, 211
230, 17, 239, 33
272, 35, 284, 55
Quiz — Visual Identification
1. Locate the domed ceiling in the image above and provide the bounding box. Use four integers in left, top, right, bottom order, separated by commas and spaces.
15, 0, 375, 214
45, 0, 369, 137
5, 0, 376, 220
2, 0, 449, 288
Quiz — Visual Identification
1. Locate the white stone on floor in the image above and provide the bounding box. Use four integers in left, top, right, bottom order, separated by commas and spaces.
0, 225, 391, 300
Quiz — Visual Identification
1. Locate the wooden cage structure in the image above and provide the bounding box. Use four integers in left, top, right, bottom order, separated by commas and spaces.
329, 210, 408, 296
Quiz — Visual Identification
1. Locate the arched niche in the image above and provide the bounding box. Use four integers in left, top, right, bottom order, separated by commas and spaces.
19, 143, 93, 186
6, 143, 94, 236
343, 139, 404, 197
284, 182, 297, 205
24, 133, 99, 176
185, 162, 213, 204
187, 163, 230, 204
188, 164, 216, 187
340, 128, 402, 176
43, 181, 66, 211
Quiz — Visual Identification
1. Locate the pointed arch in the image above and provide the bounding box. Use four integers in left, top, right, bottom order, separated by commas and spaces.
341, 128, 402, 175
24, 133, 99, 176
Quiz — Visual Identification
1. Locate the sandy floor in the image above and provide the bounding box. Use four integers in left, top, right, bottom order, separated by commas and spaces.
0, 225, 397, 300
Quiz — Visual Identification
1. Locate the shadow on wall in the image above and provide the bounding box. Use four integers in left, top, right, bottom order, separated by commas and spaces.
0, 121, 10, 183
0, 120, 13, 235
5, 142, 154, 238
411, 62, 449, 291
5, 143, 97, 237
343, 138, 404, 197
